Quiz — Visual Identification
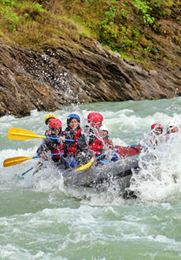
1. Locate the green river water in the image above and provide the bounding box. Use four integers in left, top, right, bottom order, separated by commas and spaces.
0, 98, 181, 260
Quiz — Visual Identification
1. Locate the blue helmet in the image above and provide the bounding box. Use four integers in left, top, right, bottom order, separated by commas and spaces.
67, 113, 80, 125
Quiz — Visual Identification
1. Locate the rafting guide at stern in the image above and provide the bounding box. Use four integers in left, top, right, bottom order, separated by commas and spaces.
140, 123, 164, 148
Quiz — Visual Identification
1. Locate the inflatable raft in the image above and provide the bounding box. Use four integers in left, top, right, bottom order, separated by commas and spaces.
62, 145, 142, 196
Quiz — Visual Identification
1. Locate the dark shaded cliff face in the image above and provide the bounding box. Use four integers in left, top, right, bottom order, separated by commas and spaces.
0, 36, 181, 117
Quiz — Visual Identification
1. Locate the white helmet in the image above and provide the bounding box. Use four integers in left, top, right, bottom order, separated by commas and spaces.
100, 125, 108, 132
167, 121, 179, 130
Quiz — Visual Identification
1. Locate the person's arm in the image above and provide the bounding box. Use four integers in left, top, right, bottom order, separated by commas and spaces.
36, 141, 49, 158
76, 133, 96, 162
36, 138, 58, 156
108, 137, 114, 148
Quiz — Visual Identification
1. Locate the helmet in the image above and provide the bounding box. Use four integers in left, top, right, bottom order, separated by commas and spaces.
87, 112, 103, 127
45, 113, 57, 125
49, 119, 62, 129
151, 123, 163, 133
100, 125, 108, 132
167, 121, 179, 131
67, 114, 80, 125
151, 123, 163, 130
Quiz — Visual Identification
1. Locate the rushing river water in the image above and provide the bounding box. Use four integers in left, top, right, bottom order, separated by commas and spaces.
1, 98, 181, 259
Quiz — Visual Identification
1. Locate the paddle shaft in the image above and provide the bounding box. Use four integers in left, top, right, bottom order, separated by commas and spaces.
46, 136, 74, 142
22, 167, 33, 176
97, 153, 105, 159
21, 152, 65, 176
130, 144, 148, 148
75, 153, 105, 171
33, 153, 63, 159
12, 132, 74, 142
7, 128, 74, 142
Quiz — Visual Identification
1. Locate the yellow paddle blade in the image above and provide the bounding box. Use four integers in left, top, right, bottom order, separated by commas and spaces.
3, 156, 33, 167
7, 128, 46, 140
75, 158, 94, 172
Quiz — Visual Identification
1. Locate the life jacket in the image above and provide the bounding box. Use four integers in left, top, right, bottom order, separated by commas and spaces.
50, 131, 64, 159
51, 144, 64, 159
103, 136, 112, 149
66, 129, 82, 157
45, 129, 50, 136
89, 132, 104, 156
52, 129, 82, 159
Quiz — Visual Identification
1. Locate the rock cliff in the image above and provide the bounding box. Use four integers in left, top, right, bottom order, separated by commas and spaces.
0, 35, 181, 117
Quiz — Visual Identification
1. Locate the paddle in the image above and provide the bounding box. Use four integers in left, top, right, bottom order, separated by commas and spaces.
21, 161, 45, 177
21, 167, 34, 176
100, 159, 109, 164
7, 128, 75, 142
130, 144, 148, 148
75, 153, 105, 172
3, 153, 63, 167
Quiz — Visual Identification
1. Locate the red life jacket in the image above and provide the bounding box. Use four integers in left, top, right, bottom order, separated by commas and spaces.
88, 132, 115, 156
104, 136, 112, 149
50, 131, 64, 159
89, 133, 104, 156
52, 129, 82, 159
51, 143, 64, 159
93, 137, 112, 159
66, 129, 82, 157
45, 129, 50, 136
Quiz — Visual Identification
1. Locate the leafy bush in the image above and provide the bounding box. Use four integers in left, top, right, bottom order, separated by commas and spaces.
1, 0, 15, 5
132, 0, 155, 24
0, 0, 19, 31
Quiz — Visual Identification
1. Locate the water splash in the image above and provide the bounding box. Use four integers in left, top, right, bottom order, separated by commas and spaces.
130, 132, 181, 201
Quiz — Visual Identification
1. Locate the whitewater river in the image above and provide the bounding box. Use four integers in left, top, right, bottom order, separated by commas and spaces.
0, 98, 181, 259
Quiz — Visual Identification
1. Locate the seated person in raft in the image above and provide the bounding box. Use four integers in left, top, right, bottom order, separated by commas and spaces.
62, 113, 82, 169
76, 112, 118, 165
164, 121, 179, 143
44, 113, 57, 136
166, 121, 179, 134
140, 123, 164, 148
99, 124, 118, 161
99, 125, 114, 148
36, 118, 66, 168
37, 114, 84, 169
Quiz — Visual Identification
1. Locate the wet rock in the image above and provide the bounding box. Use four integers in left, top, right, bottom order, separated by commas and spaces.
0, 35, 181, 117
123, 59, 135, 66
148, 70, 158, 76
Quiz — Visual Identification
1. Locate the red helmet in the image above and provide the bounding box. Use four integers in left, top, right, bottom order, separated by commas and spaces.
87, 112, 103, 127
151, 123, 163, 132
49, 119, 62, 129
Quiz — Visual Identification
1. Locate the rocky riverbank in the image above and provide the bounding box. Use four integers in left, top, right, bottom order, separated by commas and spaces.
1, 35, 181, 117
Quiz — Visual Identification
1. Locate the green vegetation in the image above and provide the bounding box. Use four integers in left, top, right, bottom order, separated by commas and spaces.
0, 0, 180, 69
0, 0, 86, 46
